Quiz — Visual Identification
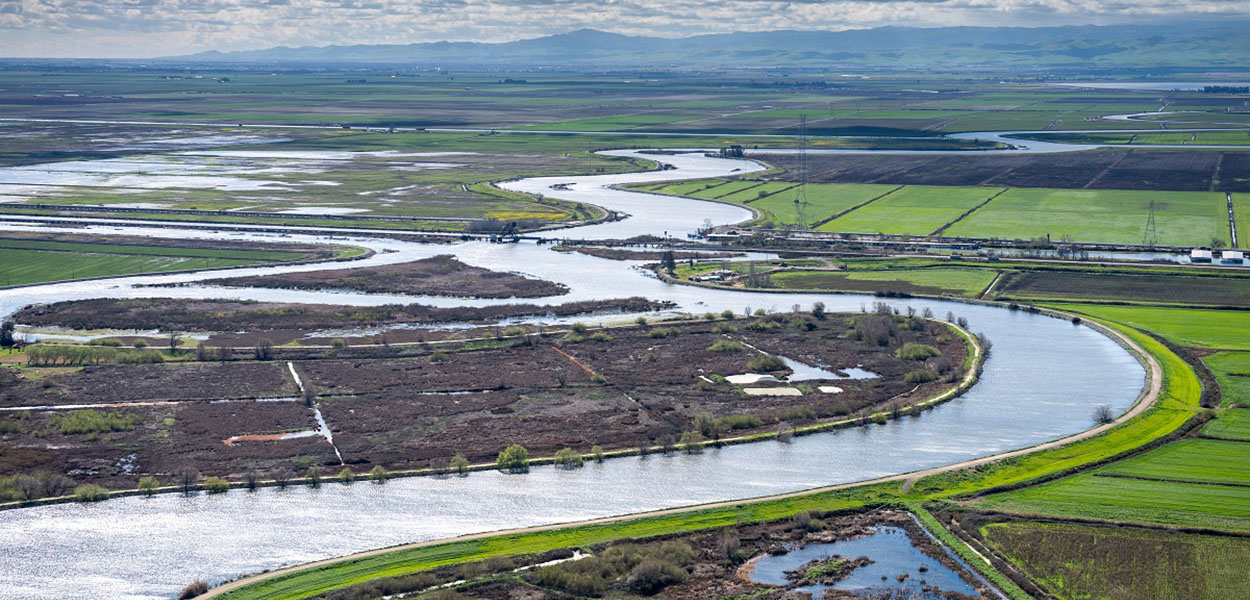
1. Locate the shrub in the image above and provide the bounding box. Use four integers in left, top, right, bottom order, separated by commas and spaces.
133, 340, 148, 349
707, 340, 744, 352
253, 340, 273, 361
51, 410, 138, 434
450, 453, 470, 475
718, 413, 764, 431
307, 466, 321, 487
503, 326, 526, 337
712, 323, 738, 334
703, 312, 718, 321
679, 430, 705, 454
649, 327, 680, 339
746, 355, 787, 372
496, 444, 530, 473
178, 581, 209, 600
896, 342, 941, 361
138, 476, 160, 496
331, 338, 348, 349
74, 483, 110, 502
634, 316, 648, 325
720, 310, 736, 320
553, 447, 584, 469
626, 560, 687, 595
338, 467, 355, 484
589, 332, 612, 342
591, 445, 605, 463
777, 406, 817, 422
871, 413, 889, 425
1092, 404, 1115, 425
370, 465, 389, 483
570, 322, 588, 333
904, 368, 939, 384
201, 477, 230, 494
429, 351, 448, 363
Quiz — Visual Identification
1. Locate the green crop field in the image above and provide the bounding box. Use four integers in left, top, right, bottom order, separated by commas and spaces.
0, 248, 259, 287
1097, 438, 1250, 486
769, 267, 997, 297
981, 521, 1250, 600
1235, 194, 1249, 247
946, 187, 1229, 246
1052, 304, 1250, 350
755, 183, 896, 226
1203, 408, 1250, 439
975, 470, 1250, 531
819, 185, 1001, 235
1203, 352, 1250, 407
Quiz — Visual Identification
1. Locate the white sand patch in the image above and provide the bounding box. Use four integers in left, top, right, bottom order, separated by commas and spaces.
276, 207, 369, 215
743, 387, 802, 397
726, 373, 782, 384
818, 386, 844, 394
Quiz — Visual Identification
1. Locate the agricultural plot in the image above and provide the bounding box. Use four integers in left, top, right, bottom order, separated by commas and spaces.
974, 471, 1250, 531
1052, 304, 1250, 350
770, 268, 996, 297
1235, 192, 1250, 236
1097, 438, 1250, 486
981, 521, 1250, 600
0, 248, 258, 287
945, 188, 1228, 246
995, 270, 1250, 306
1203, 408, 1250, 439
754, 183, 897, 226
818, 185, 999, 235
764, 149, 1247, 192
1202, 352, 1250, 407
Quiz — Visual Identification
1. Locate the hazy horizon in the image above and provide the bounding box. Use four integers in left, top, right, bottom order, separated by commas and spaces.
2, 0, 1248, 59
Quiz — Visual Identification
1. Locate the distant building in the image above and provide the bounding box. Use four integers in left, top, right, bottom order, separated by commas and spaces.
1220, 250, 1245, 264
1190, 249, 1213, 263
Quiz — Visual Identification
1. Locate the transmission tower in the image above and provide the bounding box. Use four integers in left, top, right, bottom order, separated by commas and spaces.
793, 114, 809, 230
1143, 200, 1159, 246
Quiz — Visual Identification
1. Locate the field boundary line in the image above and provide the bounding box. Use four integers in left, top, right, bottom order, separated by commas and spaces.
931, 187, 1008, 236
742, 183, 799, 204
1082, 150, 1133, 189
809, 185, 904, 229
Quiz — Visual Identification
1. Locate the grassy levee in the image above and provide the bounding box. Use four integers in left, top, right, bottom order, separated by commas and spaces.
212, 484, 897, 600
209, 309, 1199, 600
905, 318, 1200, 499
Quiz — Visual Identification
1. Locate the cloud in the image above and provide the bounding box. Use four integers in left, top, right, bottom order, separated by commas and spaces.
1, 0, 1248, 57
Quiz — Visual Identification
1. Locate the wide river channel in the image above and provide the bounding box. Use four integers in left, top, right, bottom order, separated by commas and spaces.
0, 149, 1145, 599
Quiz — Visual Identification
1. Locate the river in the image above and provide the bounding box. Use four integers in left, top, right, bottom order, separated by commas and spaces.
0, 150, 1145, 599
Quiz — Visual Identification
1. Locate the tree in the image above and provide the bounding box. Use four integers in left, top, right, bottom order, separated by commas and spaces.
178, 470, 200, 495
253, 340, 274, 361
306, 466, 322, 488
810, 302, 826, 320
0, 320, 14, 348
137, 476, 160, 496
1092, 404, 1115, 425
679, 430, 705, 454
167, 330, 181, 355
553, 447, 584, 469
370, 465, 389, 483
660, 250, 676, 275
449, 453, 470, 476
496, 444, 530, 473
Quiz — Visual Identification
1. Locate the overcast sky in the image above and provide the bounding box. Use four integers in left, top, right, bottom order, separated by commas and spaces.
1, 0, 1247, 58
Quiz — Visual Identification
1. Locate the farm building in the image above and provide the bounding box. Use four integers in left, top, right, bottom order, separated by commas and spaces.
1190, 249, 1213, 263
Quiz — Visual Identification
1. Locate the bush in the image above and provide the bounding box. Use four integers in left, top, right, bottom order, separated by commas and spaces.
707, 340, 744, 352
307, 466, 322, 487
591, 445, 605, 463
430, 351, 448, 363
649, 327, 680, 339
74, 483, 110, 502
746, 355, 788, 372
178, 581, 209, 600
450, 453, 470, 475
904, 368, 939, 384
338, 467, 355, 484
370, 465, 389, 483
589, 332, 612, 343
626, 560, 687, 595
678, 430, 705, 454
201, 477, 230, 494
777, 406, 817, 422
896, 342, 941, 361
721, 310, 736, 320
497, 444, 530, 473
719, 413, 764, 431
553, 447, 584, 469
138, 476, 160, 496
133, 340, 148, 349
503, 326, 526, 337
570, 322, 588, 333
253, 340, 274, 361
51, 410, 138, 434
1092, 404, 1115, 424
712, 323, 738, 334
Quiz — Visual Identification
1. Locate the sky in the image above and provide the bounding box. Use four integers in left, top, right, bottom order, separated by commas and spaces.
1, 0, 1248, 58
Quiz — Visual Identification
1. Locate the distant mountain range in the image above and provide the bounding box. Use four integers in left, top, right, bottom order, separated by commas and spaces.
173, 22, 1250, 69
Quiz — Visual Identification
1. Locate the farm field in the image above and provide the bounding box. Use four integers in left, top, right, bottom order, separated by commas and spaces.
762, 149, 1250, 192
1023, 130, 1250, 146
1096, 438, 1250, 486
770, 268, 997, 297
995, 270, 1250, 306
0, 236, 324, 286
818, 185, 1000, 235
1051, 304, 1250, 350
1235, 192, 1250, 241
980, 521, 1250, 600
1202, 408, 1250, 439
944, 187, 1229, 246
1202, 353, 1250, 407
